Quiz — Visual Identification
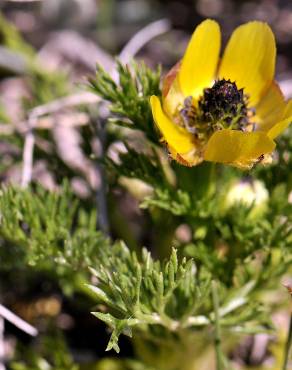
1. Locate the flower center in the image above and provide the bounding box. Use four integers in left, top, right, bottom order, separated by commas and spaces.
178, 79, 253, 141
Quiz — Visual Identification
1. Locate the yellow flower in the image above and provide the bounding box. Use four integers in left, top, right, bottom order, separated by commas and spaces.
150, 20, 292, 169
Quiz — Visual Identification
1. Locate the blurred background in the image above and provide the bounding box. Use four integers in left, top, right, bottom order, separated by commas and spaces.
0, 1, 292, 369
1, 0, 292, 86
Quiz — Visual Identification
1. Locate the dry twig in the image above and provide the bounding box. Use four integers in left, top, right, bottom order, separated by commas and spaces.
21, 115, 36, 188
0, 303, 37, 336
0, 317, 4, 370
119, 19, 170, 63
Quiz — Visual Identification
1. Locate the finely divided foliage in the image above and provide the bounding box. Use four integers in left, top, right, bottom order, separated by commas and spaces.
89, 61, 161, 142
1, 182, 290, 354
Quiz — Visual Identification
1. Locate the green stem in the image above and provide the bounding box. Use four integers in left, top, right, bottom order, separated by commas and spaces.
282, 310, 292, 370
211, 280, 224, 370
208, 162, 217, 197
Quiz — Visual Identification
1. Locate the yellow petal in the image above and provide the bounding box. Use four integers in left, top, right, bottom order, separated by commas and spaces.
163, 77, 185, 118
255, 81, 285, 132
150, 95, 194, 154
268, 100, 292, 139
162, 61, 181, 98
204, 129, 276, 169
178, 19, 221, 99
219, 21, 276, 106
168, 145, 204, 167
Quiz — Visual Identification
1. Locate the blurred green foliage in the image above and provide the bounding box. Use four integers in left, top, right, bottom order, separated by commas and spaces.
11, 334, 79, 370
0, 183, 110, 295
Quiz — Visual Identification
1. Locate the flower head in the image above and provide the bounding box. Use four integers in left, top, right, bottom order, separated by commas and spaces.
150, 20, 292, 169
